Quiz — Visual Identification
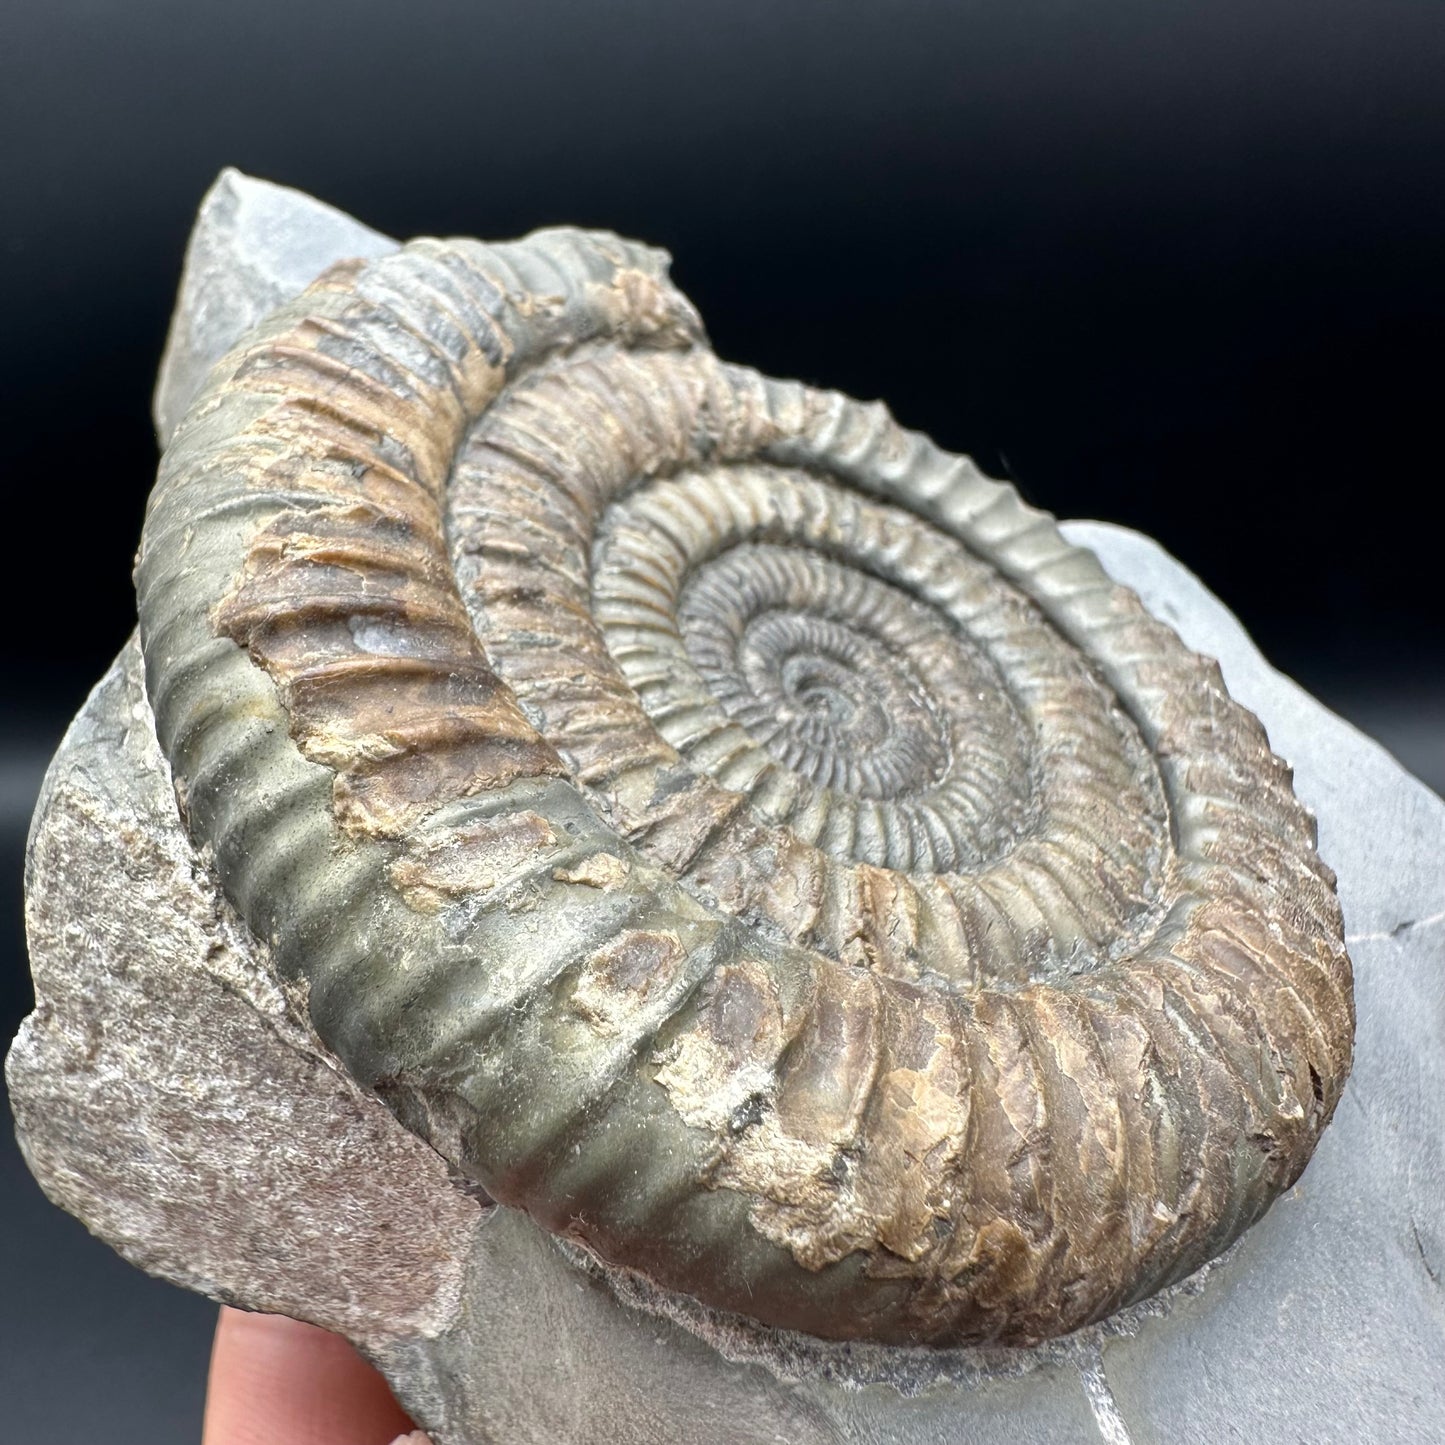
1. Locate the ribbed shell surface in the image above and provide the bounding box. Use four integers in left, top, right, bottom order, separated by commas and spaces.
135, 230, 1354, 1347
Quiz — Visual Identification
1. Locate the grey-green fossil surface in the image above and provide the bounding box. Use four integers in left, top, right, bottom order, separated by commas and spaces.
133, 191, 1353, 1348
11, 172, 1442, 1445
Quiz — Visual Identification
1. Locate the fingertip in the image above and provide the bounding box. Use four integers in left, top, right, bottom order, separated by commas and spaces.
203, 1306, 415, 1445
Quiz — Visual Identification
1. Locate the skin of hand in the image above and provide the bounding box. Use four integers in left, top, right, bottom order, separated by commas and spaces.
201, 1306, 430, 1445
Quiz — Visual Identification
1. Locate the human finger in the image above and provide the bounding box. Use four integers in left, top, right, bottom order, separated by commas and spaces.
201, 1305, 418, 1445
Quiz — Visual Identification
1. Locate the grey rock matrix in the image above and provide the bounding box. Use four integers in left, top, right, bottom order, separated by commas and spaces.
9, 171, 1443, 1444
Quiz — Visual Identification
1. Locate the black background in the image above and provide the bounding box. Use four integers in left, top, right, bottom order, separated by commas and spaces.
2, 2, 1441, 1439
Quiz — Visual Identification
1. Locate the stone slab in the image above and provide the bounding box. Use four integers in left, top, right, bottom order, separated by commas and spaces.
10, 171, 1444, 1443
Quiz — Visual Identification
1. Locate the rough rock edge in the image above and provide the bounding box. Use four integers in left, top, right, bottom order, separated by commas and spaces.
7, 637, 484, 1350
152, 167, 397, 444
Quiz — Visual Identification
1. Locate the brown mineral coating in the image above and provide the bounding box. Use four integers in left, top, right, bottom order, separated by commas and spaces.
214, 458, 564, 842
134, 227, 1354, 1346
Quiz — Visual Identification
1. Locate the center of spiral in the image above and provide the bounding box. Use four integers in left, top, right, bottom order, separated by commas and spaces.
686, 587, 955, 802
587, 509, 1042, 877
779, 653, 865, 729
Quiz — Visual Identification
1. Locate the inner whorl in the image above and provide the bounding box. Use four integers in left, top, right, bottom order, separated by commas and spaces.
135, 228, 1354, 1347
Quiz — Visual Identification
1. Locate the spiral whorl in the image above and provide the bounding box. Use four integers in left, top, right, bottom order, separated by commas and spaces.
135, 229, 1354, 1347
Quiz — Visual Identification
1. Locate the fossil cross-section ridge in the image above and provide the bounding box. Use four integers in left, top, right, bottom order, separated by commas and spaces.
135, 226, 1354, 1347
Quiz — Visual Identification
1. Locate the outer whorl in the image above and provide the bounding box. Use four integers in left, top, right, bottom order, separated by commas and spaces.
136, 229, 1354, 1348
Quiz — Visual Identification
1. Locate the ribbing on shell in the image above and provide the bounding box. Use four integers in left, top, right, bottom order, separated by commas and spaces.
135, 228, 1354, 1347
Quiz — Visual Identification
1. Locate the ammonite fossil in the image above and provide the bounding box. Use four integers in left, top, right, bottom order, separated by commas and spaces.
136, 228, 1354, 1348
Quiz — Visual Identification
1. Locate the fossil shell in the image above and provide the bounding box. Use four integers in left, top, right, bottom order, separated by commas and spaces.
135, 229, 1354, 1347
